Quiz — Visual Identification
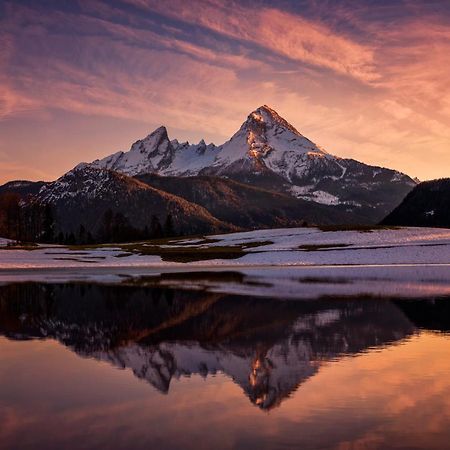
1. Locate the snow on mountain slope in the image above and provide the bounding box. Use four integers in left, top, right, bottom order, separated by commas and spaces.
87, 126, 219, 177
37, 165, 234, 235
84, 105, 411, 184
164, 139, 219, 175
78, 105, 416, 222
205, 105, 329, 180
85, 105, 329, 179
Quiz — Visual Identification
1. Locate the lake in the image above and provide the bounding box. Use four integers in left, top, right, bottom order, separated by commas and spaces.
1, 281, 450, 449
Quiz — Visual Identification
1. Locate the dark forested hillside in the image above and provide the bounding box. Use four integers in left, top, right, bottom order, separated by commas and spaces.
0, 180, 46, 197
382, 178, 450, 228
38, 166, 236, 241
0, 167, 236, 244
136, 173, 365, 228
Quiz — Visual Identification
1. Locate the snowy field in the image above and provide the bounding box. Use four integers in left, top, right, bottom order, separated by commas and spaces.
0, 237, 13, 247
1, 227, 450, 298
188, 226, 450, 265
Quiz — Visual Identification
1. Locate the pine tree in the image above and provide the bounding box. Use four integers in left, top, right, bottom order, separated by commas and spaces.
163, 212, 175, 237
0, 193, 21, 241
78, 224, 86, 244
112, 212, 130, 242
57, 231, 64, 244
99, 209, 114, 242
151, 215, 163, 238
66, 232, 76, 245
41, 204, 55, 243
143, 225, 150, 240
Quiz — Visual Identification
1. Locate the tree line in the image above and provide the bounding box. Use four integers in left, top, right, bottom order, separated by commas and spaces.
93, 208, 175, 244
0, 193, 176, 244
0, 193, 54, 243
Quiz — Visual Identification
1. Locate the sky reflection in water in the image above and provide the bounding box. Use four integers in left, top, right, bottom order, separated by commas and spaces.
1, 282, 450, 450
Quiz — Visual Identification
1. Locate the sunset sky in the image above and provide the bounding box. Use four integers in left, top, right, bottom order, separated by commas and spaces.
1, 0, 449, 184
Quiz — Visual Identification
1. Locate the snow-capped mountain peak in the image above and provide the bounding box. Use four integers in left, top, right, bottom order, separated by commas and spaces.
78, 105, 415, 219
134, 126, 167, 149
83, 105, 329, 178
245, 105, 304, 136
86, 124, 220, 177
213, 105, 328, 174
88, 125, 177, 176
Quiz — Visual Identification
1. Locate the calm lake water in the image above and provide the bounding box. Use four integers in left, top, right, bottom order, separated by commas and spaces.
1, 282, 450, 450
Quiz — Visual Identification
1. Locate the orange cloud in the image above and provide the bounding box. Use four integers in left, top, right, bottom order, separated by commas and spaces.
1, 1, 450, 182
123, 0, 378, 82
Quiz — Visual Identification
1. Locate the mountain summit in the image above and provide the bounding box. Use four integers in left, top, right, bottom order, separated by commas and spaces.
87, 125, 177, 176
82, 105, 415, 222
203, 105, 328, 180
86, 105, 327, 179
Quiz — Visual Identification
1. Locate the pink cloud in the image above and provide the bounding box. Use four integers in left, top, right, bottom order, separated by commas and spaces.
1, 1, 450, 182
123, 0, 378, 82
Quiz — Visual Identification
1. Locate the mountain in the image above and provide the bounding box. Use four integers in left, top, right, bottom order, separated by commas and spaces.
37, 165, 234, 237
1, 105, 418, 241
382, 178, 450, 228
0, 180, 46, 197
88, 125, 219, 177
135, 173, 363, 228
86, 105, 416, 223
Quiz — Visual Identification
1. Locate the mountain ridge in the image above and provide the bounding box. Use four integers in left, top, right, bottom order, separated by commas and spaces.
135, 173, 366, 228
36, 166, 236, 238
83, 105, 416, 222
0, 105, 419, 241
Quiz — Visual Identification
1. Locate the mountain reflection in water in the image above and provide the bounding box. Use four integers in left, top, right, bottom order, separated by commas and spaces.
1, 282, 447, 411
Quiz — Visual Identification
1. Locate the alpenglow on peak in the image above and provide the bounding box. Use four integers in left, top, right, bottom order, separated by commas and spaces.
80, 105, 414, 220
245, 105, 304, 137
84, 105, 328, 177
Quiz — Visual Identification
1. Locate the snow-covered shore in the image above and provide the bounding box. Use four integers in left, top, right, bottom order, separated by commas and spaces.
1, 227, 450, 299
0, 237, 13, 247
2, 226, 449, 270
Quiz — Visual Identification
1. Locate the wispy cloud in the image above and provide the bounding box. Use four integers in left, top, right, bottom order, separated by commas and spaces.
0, 32, 39, 119
0, 0, 450, 182
123, 0, 378, 82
